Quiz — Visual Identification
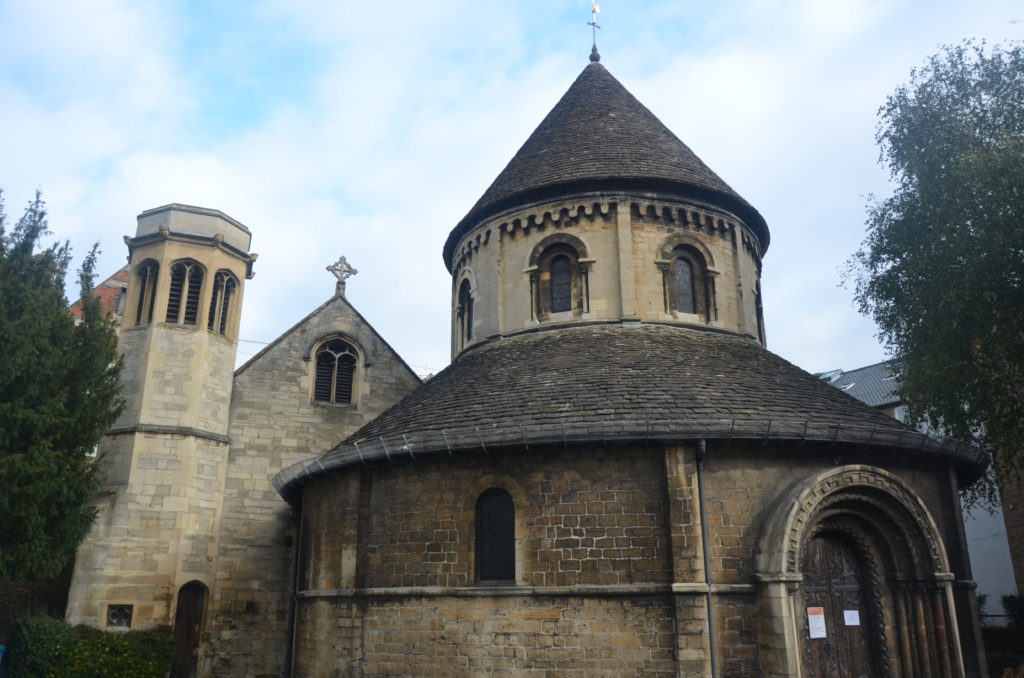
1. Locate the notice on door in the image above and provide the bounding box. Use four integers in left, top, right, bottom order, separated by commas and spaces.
807, 607, 827, 638
844, 610, 861, 626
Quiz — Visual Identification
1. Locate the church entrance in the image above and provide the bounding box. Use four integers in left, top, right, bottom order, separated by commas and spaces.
800, 531, 880, 678
171, 581, 207, 678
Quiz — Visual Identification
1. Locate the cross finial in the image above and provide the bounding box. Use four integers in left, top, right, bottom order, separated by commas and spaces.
327, 256, 358, 296
588, 1, 601, 61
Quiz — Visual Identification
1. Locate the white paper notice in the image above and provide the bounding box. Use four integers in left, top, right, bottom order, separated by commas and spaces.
807, 607, 827, 638
844, 610, 860, 626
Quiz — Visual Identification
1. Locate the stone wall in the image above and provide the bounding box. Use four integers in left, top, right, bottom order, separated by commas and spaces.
207, 293, 421, 677
290, 441, 980, 677
448, 198, 764, 357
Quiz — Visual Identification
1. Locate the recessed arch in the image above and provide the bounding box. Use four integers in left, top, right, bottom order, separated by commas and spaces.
754, 465, 962, 678
657, 232, 716, 268
311, 336, 361, 405
525, 233, 592, 320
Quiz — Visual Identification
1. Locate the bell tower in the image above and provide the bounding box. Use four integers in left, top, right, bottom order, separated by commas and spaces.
67, 204, 256, 632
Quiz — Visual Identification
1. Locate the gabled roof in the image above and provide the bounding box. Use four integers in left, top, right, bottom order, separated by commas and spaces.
818, 360, 901, 408
274, 325, 985, 503
443, 61, 769, 269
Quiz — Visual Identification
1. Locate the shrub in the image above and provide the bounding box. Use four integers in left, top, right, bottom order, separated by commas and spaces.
7, 613, 172, 678
1003, 595, 1024, 628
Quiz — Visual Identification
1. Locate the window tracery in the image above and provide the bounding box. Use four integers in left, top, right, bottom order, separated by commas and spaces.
207, 270, 238, 335
313, 338, 358, 404
166, 260, 205, 325
134, 260, 159, 326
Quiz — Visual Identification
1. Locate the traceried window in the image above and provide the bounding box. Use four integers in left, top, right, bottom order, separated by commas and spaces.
207, 270, 238, 335
314, 339, 358, 404
475, 488, 515, 582
166, 260, 205, 325
457, 279, 474, 342
134, 260, 159, 326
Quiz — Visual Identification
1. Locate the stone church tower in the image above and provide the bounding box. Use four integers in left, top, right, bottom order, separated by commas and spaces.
278, 55, 989, 677
67, 205, 256, 630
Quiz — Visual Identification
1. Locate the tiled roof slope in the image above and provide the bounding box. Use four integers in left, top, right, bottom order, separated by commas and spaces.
820, 361, 901, 408
275, 325, 985, 501
443, 63, 769, 269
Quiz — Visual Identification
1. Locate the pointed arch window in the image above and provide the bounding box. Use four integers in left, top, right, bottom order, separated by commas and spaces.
457, 279, 474, 343
207, 270, 238, 335
476, 488, 515, 583
134, 260, 159, 326
314, 339, 358, 404
166, 260, 205, 325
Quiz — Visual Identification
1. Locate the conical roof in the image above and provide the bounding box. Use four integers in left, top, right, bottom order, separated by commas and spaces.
274, 325, 986, 503
443, 62, 769, 269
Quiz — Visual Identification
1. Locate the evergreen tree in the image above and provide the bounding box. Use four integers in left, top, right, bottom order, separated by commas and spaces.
0, 191, 123, 580
849, 42, 1024, 498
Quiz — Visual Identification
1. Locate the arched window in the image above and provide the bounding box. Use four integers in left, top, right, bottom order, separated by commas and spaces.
314, 339, 358, 404
207, 270, 238, 335
476, 488, 515, 582
134, 260, 159, 326
457, 279, 473, 343
674, 256, 696, 314
166, 260, 204, 325
550, 255, 572, 313
667, 246, 710, 319
530, 236, 590, 320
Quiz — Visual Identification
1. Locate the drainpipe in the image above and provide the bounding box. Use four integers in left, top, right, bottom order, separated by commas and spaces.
696, 439, 718, 678
282, 508, 301, 678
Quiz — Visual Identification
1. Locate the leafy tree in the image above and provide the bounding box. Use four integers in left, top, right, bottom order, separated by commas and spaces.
0, 191, 123, 580
849, 42, 1024, 499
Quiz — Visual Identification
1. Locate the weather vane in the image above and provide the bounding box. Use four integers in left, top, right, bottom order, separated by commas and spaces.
327, 256, 358, 296
588, 1, 601, 62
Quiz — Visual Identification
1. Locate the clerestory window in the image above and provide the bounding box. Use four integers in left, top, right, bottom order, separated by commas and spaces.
475, 488, 515, 583
314, 339, 358, 404
166, 260, 205, 325
530, 236, 590, 320
457, 278, 474, 343
667, 246, 710, 320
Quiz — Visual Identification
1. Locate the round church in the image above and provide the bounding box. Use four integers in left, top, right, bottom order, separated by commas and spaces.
274, 55, 987, 677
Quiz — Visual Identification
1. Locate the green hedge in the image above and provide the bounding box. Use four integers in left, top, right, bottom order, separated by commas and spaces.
7, 614, 172, 678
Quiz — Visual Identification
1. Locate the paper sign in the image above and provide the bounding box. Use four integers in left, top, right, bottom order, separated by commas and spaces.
844, 610, 860, 626
807, 607, 827, 638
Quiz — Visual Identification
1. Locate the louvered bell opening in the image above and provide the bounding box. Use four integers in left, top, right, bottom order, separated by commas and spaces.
136, 265, 154, 326
314, 353, 335, 402
335, 355, 356, 404
207, 274, 225, 330
183, 267, 203, 325
166, 265, 186, 322
219, 279, 235, 335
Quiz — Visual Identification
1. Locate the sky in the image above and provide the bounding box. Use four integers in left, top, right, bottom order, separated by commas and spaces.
1, 0, 1020, 377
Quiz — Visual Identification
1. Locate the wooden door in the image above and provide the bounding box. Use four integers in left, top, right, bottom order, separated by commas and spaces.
801, 532, 881, 678
171, 581, 207, 678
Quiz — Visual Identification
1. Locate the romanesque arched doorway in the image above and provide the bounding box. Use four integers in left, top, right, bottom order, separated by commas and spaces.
171, 580, 208, 678
755, 466, 965, 678
799, 528, 882, 678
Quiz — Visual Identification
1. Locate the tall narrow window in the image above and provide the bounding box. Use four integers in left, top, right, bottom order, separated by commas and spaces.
476, 488, 515, 582
550, 255, 572, 313
207, 270, 238, 335
458, 279, 473, 342
166, 261, 204, 325
134, 260, 159, 326
314, 339, 358, 404
674, 257, 696, 314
